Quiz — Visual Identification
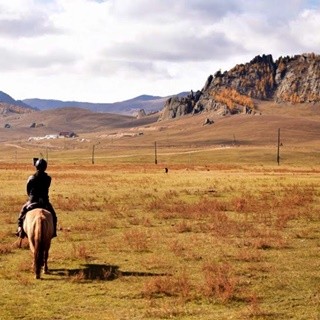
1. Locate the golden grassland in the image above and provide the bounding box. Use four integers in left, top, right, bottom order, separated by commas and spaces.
0, 153, 320, 319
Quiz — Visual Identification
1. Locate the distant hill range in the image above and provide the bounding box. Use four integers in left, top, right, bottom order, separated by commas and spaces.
159, 53, 320, 120
0, 91, 188, 116
22, 93, 188, 115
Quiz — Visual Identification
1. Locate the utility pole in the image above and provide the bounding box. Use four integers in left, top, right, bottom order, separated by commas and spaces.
92, 142, 100, 164
277, 128, 281, 165
154, 141, 158, 164
92, 144, 95, 164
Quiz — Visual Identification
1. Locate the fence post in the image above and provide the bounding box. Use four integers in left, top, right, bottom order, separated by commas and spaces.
277, 128, 280, 165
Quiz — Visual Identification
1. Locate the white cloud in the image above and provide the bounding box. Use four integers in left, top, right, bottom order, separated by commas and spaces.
288, 9, 320, 51
0, 0, 319, 102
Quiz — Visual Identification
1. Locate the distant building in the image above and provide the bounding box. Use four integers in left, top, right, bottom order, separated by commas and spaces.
30, 122, 44, 128
59, 131, 77, 138
45, 134, 59, 139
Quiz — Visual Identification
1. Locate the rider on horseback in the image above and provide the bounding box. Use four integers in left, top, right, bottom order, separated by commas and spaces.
16, 158, 57, 239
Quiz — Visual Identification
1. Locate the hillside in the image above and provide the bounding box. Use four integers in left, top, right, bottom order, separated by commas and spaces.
0, 102, 35, 116
0, 107, 159, 142
2, 101, 319, 149
136, 103, 320, 148
0, 91, 35, 111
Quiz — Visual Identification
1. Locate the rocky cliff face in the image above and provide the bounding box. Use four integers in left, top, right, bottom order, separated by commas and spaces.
159, 53, 320, 120
274, 54, 320, 103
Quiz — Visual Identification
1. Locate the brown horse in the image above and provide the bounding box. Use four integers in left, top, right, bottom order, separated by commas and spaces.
23, 208, 54, 279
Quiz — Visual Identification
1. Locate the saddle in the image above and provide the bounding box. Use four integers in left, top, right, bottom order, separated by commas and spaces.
26, 202, 46, 211
17, 200, 56, 239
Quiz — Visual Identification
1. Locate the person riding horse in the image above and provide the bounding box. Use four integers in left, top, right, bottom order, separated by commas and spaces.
16, 158, 57, 239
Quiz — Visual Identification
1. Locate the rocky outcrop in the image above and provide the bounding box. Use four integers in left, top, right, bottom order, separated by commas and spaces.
159, 53, 320, 120
274, 53, 320, 103
159, 91, 201, 120
136, 109, 146, 119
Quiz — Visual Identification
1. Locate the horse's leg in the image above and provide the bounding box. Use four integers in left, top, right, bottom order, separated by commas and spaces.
43, 249, 49, 274
31, 250, 35, 271
34, 238, 43, 279
30, 242, 40, 279
32, 260, 35, 274
34, 252, 41, 279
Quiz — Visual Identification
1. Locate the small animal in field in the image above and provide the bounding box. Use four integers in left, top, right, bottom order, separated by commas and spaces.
23, 208, 54, 279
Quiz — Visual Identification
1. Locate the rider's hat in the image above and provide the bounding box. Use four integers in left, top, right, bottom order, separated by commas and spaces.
35, 158, 47, 171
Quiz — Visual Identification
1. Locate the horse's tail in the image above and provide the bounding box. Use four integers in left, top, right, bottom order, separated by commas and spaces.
34, 215, 45, 279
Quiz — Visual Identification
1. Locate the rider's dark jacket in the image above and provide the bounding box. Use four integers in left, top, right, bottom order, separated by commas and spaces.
27, 171, 51, 203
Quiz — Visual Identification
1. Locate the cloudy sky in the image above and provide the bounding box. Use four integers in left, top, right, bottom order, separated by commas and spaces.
0, 0, 319, 103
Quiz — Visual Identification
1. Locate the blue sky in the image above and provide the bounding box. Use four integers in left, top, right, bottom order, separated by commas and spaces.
0, 0, 319, 102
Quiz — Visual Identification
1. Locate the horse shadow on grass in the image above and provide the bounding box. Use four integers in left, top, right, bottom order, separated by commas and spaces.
49, 264, 168, 281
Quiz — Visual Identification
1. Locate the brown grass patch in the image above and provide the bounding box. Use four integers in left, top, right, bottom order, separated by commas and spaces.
123, 229, 150, 252
142, 270, 192, 301
201, 262, 238, 302
0, 242, 14, 254
71, 243, 92, 261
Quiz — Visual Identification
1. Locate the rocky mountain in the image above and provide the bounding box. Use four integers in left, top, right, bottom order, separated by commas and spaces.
159, 53, 320, 120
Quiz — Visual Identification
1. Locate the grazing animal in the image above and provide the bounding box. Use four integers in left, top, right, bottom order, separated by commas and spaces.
23, 208, 54, 279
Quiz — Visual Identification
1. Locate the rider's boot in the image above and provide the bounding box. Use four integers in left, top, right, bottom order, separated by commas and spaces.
15, 226, 26, 238
16, 204, 28, 238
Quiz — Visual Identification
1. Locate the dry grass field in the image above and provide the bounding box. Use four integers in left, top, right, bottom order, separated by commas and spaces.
0, 162, 320, 319
0, 103, 320, 319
